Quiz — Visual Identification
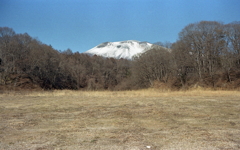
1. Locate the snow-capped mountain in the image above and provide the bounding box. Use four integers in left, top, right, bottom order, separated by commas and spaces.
84, 40, 154, 60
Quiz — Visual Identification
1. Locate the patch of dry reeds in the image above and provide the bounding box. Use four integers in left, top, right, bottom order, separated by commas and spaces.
1, 88, 239, 98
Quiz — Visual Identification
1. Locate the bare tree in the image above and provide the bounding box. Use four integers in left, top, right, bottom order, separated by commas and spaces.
0, 27, 16, 84
132, 47, 173, 87
177, 21, 225, 87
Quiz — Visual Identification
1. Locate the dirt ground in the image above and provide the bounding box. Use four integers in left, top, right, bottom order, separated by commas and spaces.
0, 90, 240, 150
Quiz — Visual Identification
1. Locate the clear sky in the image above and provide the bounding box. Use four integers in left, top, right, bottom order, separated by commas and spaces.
1, 0, 240, 53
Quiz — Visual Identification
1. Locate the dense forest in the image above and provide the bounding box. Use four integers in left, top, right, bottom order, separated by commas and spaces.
0, 21, 240, 91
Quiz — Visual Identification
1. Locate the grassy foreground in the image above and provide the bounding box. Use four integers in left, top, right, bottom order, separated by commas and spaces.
0, 89, 240, 150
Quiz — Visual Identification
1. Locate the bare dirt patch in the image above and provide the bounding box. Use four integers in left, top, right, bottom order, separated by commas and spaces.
0, 90, 240, 149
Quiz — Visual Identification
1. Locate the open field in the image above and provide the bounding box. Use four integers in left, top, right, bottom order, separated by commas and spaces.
0, 89, 240, 150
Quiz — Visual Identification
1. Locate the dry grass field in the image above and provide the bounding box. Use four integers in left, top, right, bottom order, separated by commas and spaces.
0, 89, 240, 150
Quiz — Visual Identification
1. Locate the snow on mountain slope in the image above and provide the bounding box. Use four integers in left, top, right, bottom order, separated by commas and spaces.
84, 40, 154, 60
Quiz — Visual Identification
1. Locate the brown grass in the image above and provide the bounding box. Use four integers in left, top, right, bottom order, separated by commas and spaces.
0, 89, 240, 149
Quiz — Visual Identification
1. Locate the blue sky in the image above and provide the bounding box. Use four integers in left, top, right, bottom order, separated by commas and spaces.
1, 0, 240, 53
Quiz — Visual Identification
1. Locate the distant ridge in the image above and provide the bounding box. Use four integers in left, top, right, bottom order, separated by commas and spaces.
84, 40, 162, 60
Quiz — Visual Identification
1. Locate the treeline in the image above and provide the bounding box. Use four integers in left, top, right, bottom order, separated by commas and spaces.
0, 27, 131, 90
134, 21, 240, 89
0, 21, 240, 91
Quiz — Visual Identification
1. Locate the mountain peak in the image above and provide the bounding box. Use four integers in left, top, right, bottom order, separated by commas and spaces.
84, 40, 153, 60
